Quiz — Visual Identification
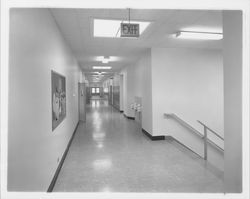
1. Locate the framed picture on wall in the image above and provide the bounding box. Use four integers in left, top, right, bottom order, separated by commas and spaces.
51, 70, 66, 131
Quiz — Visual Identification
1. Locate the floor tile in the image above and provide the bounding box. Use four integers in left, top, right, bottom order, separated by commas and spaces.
53, 100, 224, 193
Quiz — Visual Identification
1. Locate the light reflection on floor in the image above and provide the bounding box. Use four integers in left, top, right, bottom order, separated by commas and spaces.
93, 158, 113, 171
93, 132, 106, 141
96, 142, 104, 149
91, 99, 100, 107
53, 99, 224, 193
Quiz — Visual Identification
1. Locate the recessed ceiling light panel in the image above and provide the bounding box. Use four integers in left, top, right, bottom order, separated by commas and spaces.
93, 66, 112, 70
95, 56, 120, 63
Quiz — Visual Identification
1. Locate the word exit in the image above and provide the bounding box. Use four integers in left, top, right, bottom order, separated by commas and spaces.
120, 23, 140, 38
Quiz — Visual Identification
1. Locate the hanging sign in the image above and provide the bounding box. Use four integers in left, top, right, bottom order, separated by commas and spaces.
120, 23, 140, 37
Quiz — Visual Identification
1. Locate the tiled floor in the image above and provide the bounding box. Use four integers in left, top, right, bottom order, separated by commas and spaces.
53, 99, 224, 192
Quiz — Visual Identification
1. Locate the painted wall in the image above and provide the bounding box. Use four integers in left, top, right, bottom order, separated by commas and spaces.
112, 74, 120, 110
134, 50, 153, 133
223, 11, 242, 193
120, 66, 135, 117
121, 49, 153, 133
79, 70, 88, 84
119, 75, 124, 111
120, 67, 129, 116
151, 48, 224, 168
89, 82, 102, 87
8, 9, 81, 191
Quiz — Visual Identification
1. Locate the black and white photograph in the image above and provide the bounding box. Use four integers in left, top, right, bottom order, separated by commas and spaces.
51, 70, 66, 131
0, 0, 249, 199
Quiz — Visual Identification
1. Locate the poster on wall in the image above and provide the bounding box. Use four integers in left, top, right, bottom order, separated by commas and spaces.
51, 70, 66, 131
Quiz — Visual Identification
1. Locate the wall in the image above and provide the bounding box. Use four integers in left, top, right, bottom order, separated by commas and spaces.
223, 11, 242, 193
112, 74, 120, 110
151, 48, 224, 168
89, 82, 102, 87
120, 68, 129, 115
119, 75, 124, 111
121, 49, 153, 134
120, 66, 134, 117
103, 78, 113, 104
8, 9, 81, 191
79, 70, 86, 83
102, 74, 122, 110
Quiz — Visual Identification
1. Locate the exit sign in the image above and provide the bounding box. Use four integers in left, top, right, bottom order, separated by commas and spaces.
120, 23, 140, 38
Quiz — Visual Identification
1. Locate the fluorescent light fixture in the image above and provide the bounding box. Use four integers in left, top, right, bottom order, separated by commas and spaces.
93, 76, 100, 79
101, 56, 109, 63
93, 74, 103, 76
93, 66, 112, 70
94, 71, 107, 74
175, 31, 223, 40
94, 19, 150, 38
103, 56, 109, 63
182, 27, 222, 33
102, 59, 109, 64
96, 56, 120, 63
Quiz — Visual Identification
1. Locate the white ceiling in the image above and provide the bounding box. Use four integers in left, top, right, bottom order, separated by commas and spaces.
50, 9, 222, 83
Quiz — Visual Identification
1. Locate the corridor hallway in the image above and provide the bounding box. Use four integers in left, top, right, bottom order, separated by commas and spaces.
53, 99, 224, 192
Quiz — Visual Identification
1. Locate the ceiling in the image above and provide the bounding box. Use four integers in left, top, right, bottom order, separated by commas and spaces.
50, 9, 222, 83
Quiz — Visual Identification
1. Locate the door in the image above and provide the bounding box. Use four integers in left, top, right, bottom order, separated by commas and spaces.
78, 83, 86, 122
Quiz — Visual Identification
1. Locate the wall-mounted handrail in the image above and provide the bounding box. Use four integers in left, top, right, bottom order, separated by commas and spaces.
164, 113, 203, 137
164, 113, 224, 160
197, 120, 224, 141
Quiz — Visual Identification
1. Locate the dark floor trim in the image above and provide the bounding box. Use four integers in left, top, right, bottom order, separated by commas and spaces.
142, 130, 202, 158
142, 128, 165, 141
166, 136, 203, 159
47, 121, 80, 192
123, 114, 135, 120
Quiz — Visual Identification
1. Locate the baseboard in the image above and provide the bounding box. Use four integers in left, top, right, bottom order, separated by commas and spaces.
142, 130, 202, 158
47, 121, 80, 192
127, 116, 135, 120
142, 128, 165, 141
123, 114, 135, 120
165, 135, 174, 140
